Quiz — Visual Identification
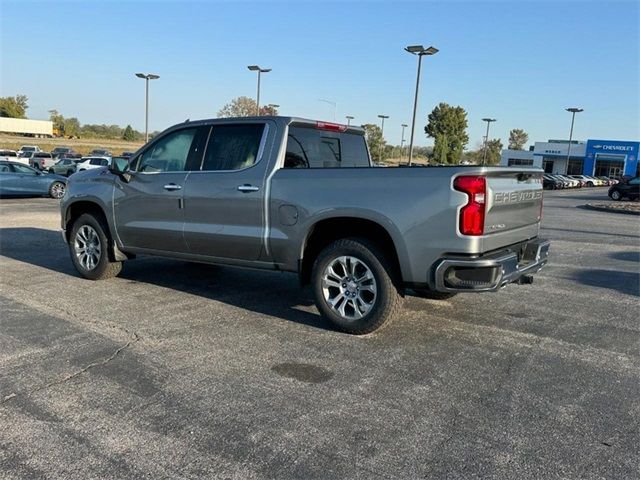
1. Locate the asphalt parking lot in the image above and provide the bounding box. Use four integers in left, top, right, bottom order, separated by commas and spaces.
0, 188, 638, 479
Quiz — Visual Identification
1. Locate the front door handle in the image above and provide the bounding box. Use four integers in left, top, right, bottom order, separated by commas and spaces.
237, 184, 260, 193
164, 183, 182, 191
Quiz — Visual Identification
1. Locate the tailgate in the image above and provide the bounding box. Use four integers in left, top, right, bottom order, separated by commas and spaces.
484, 170, 543, 234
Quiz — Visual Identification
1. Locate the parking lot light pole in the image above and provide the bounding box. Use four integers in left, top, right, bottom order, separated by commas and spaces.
248, 65, 271, 115
565, 108, 584, 174
377, 114, 389, 162
405, 45, 438, 166
481, 118, 497, 165
135, 73, 160, 143
400, 123, 408, 159
319, 99, 337, 121
346, 115, 354, 126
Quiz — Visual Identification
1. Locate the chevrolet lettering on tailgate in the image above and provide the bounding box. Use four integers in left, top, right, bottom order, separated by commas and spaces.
494, 190, 543, 205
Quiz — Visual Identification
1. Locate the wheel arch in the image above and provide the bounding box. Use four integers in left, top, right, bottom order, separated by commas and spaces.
64, 200, 128, 261
298, 215, 407, 286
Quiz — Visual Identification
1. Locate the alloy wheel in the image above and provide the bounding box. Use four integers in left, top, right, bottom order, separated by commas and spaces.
321, 255, 377, 320
74, 225, 102, 271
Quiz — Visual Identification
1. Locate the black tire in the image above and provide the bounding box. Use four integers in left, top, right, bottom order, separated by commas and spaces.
587, 181, 594, 187
610, 190, 623, 201
49, 181, 66, 199
311, 237, 401, 335
66, 170, 74, 177
69, 213, 122, 280
411, 289, 457, 300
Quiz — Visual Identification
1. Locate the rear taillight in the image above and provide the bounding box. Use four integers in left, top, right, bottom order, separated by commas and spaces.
316, 121, 348, 132
454, 176, 486, 236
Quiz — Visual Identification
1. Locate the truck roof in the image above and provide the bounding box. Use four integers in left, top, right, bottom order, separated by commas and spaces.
165, 116, 366, 136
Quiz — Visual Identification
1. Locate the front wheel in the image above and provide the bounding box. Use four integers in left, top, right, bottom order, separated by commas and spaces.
69, 213, 122, 280
49, 181, 65, 199
311, 238, 401, 334
610, 190, 623, 201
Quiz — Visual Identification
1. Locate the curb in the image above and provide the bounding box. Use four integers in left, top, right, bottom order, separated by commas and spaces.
583, 204, 640, 216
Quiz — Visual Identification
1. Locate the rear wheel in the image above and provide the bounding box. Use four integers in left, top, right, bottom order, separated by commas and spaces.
49, 181, 65, 199
69, 213, 122, 280
311, 238, 401, 334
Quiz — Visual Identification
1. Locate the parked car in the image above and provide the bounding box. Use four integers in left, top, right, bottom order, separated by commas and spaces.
570, 175, 597, 187
556, 174, 581, 188
75, 156, 111, 171
51, 147, 79, 159
48, 158, 81, 176
30, 152, 55, 170
0, 161, 67, 198
543, 174, 563, 190
89, 148, 112, 156
19, 151, 35, 162
608, 176, 640, 201
18, 145, 41, 155
549, 174, 570, 188
586, 175, 606, 186
0, 150, 25, 164
61, 116, 550, 334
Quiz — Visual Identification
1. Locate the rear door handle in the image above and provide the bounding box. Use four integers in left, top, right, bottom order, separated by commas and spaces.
164, 183, 182, 191
237, 184, 260, 193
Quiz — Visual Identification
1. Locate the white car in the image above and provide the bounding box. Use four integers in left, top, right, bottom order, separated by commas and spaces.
76, 156, 111, 171
0, 150, 29, 165
18, 145, 41, 156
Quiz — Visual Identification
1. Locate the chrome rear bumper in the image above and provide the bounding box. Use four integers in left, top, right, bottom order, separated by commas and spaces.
434, 238, 550, 292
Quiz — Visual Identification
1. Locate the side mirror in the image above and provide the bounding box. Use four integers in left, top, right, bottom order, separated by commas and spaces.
108, 157, 132, 182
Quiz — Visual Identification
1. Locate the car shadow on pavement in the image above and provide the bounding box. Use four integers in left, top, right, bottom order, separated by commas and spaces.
609, 251, 640, 263
571, 268, 640, 297
0, 227, 333, 332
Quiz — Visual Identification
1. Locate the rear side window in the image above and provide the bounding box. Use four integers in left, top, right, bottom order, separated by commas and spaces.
201, 124, 264, 171
284, 126, 369, 168
89, 158, 102, 165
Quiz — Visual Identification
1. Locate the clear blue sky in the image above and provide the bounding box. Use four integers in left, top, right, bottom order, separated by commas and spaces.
1, 0, 638, 148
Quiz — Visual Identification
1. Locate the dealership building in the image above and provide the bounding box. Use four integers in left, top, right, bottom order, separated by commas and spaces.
500, 139, 639, 177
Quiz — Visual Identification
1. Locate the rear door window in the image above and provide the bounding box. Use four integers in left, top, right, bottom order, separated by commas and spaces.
201, 124, 265, 171
284, 126, 369, 168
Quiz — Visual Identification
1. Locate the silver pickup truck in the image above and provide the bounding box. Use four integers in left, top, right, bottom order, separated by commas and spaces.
61, 116, 549, 334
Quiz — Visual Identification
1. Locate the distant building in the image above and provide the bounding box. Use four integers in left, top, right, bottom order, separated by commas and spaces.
500, 139, 639, 177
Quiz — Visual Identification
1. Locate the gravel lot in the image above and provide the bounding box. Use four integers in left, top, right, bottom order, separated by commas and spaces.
1, 188, 638, 479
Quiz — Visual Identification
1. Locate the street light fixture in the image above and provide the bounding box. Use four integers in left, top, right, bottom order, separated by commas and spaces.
378, 114, 389, 162
346, 115, 354, 126
319, 99, 337, 121
248, 65, 271, 115
135, 72, 160, 143
481, 118, 497, 165
565, 107, 584, 173
401, 123, 408, 159
405, 44, 439, 166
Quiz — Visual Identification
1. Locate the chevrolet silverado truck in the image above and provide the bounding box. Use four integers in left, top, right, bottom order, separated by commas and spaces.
60, 116, 549, 334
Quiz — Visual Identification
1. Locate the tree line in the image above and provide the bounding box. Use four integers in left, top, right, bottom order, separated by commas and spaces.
1, 95, 146, 142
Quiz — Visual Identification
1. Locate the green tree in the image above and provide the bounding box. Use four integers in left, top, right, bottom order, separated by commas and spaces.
64, 117, 81, 138
508, 128, 529, 150
478, 138, 503, 165
362, 123, 387, 163
424, 103, 469, 164
0, 95, 29, 118
217, 96, 260, 117
49, 109, 66, 134
122, 124, 135, 141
